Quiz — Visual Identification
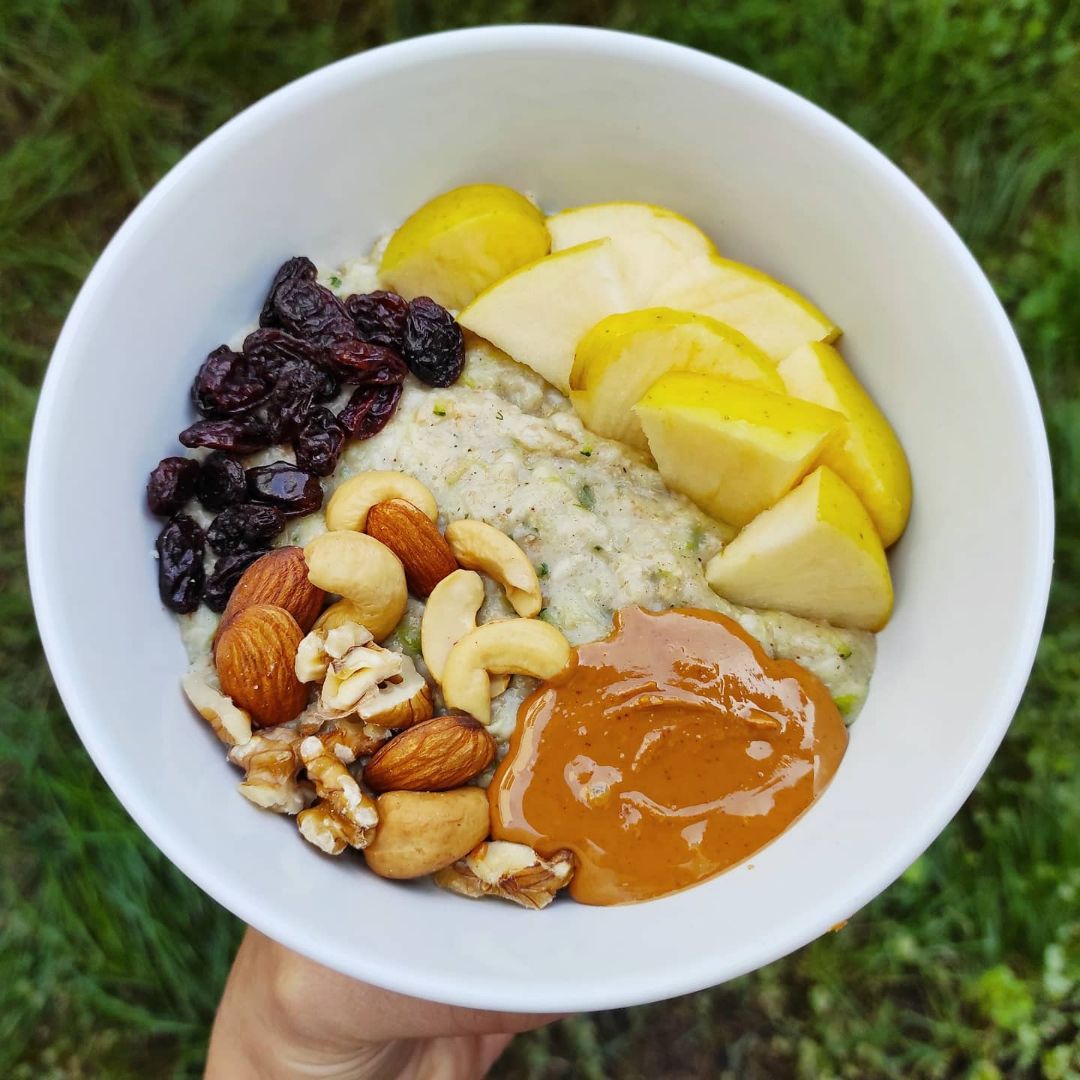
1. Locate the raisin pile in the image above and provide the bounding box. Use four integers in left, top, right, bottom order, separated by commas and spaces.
146, 256, 467, 613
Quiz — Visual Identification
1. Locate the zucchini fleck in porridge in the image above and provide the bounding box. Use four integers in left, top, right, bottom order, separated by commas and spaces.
148, 184, 909, 908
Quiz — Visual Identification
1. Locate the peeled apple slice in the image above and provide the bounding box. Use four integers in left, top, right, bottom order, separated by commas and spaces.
654, 253, 839, 362
457, 239, 630, 393
632, 372, 846, 527
778, 342, 912, 547
569, 308, 783, 450
547, 201, 716, 304
705, 466, 894, 631
379, 184, 550, 310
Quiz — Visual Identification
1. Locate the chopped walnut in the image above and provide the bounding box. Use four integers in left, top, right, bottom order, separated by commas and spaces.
228, 727, 313, 815
295, 621, 405, 715
434, 841, 575, 910
182, 672, 252, 746
319, 717, 392, 764
296, 735, 378, 855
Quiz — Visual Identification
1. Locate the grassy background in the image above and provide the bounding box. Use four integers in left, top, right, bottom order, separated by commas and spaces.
2, 1, 1078, 1076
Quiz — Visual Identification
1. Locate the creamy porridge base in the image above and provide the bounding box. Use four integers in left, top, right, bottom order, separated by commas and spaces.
180, 258, 875, 744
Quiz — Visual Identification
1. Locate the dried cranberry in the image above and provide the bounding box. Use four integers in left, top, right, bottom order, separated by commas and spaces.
259, 256, 353, 343
294, 408, 346, 477
345, 290, 409, 350
206, 503, 286, 555
337, 383, 402, 440
402, 297, 465, 387
191, 345, 269, 418
259, 257, 316, 327
155, 514, 205, 613
179, 418, 270, 454
246, 461, 323, 516
329, 338, 408, 385
196, 452, 246, 511
147, 456, 199, 516
203, 549, 270, 612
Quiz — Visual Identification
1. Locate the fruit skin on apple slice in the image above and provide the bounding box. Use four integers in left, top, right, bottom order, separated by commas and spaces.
653, 252, 840, 362
569, 308, 783, 451
547, 201, 717, 304
778, 342, 912, 547
705, 465, 893, 632
379, 184, 550, 310
457, 239, 630, 393
632, 372, 846, 527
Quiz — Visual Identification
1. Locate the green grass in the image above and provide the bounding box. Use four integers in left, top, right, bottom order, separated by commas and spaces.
2, 1, 1078, 1075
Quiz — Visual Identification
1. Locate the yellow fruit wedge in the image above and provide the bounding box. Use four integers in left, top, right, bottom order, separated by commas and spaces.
569, 308, 783, 450
778, 342, 912, 547
547, 201, 717, 304
653, 253, 840, 362
705, 466, 893, 631
632, 372, 846, 527
379, 184, 550, 310
457, 239, 630, 393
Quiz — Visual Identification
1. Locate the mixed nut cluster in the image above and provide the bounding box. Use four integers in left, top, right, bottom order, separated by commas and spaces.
146, 257, 466, 615
182, 469, 576, 908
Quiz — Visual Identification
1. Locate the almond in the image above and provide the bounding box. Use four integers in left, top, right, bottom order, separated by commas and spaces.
215, 604, 309, 728
219, 547, 326, 634
363, 713, 495, 792
366, 499, 457, 598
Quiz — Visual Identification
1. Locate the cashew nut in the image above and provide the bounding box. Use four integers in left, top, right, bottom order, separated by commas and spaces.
313, 599, 370, 636
325, 471, 438, 533
363, 789, 490, 879
420, 569, 510, 695
444, 520, 542, 617
441, 620, 572, 726
303, 531, 407, 641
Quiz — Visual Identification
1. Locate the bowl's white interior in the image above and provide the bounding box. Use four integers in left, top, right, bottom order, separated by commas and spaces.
26, 27, 1052, 1012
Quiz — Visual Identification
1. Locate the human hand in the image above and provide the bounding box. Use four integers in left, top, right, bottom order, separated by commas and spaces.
206, 928, 562, 1080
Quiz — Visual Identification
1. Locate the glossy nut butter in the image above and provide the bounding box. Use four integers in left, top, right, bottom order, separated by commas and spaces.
490, 607, 847, 904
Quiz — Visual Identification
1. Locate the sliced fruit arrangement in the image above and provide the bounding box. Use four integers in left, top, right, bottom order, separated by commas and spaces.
633, 372, 846, 528
379, 183, 550, 310
569, 308, 782, 450
705, 466, 893, 632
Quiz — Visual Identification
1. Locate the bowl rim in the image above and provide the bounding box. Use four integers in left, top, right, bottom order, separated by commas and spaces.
25, 24, 1055, 1012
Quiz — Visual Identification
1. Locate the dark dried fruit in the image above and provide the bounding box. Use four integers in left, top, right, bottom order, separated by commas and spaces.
179, 418, 271, 454
155, 514, 205, 613
196, 452, 246, 511
337, 383, 402, 440
293, 407, 346, 477
147, 456, 199, 516
203, 549, 270, 613
402, 296, 465, 387
207, 503, 286, 555
345, 290, 409, 350
259, 256, 353, 343
191, 346, 269, 418
259, 257, 317, 326
330, 338, 408, 385
243, 328, 333, 386
246, 461, 323, 516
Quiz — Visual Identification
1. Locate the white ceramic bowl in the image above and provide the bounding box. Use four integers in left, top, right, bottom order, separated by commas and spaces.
26, 26, 1053, 1012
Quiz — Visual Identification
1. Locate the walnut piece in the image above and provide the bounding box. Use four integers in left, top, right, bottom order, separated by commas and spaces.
319, 717, 392, 764
296, 735, 378, 855
182, 672, 252, 746
434, 841, 575, 910
228, 727, 313, 815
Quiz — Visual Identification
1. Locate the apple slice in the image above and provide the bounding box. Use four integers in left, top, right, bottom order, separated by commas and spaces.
778, 342, 911, 547
547, 201, 716, 304
457, 239, 630, 393
705, 466, 893, 631
633, 372, 846, 527
379, 184, 550, 310
654, 253, 839, 362
569, 308, 783, 450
